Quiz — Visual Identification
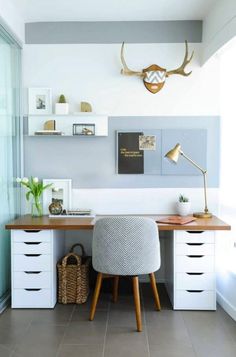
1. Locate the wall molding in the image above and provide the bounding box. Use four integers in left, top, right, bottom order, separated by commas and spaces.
217, 290, 236, 321
25, 20, 202, 44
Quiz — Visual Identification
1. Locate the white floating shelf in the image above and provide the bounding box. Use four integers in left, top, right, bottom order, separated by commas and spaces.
27, 114, 108, 137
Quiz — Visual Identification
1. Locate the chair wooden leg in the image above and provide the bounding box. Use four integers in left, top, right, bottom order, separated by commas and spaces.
113, 276, 119, 303
149, 272, 161, 311
132, 276, 142, 332
89, 272, 103, 321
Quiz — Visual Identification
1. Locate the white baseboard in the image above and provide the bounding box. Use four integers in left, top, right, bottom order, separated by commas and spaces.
217, 290, 236, 321
0, 293, 10, 314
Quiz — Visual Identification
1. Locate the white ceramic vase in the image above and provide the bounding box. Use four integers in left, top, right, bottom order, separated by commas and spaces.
55, 103, 69, 115
176, 201, 191, 216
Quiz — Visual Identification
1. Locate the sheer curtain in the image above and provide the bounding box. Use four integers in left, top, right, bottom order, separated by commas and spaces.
0, 28, 21, 310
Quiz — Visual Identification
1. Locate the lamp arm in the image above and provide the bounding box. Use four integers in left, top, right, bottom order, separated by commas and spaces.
180, 151, 209, 214
180, 151, 206, 174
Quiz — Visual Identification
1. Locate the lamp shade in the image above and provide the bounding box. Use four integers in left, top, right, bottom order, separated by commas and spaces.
165, 143, 182, 164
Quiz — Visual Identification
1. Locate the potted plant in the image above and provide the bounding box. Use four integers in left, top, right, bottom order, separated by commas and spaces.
16, 177, 52, 217
176, 194, 191, 216
55, 94, 69, 115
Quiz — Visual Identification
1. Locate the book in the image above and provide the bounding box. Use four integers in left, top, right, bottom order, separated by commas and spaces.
156, 216, 197, 225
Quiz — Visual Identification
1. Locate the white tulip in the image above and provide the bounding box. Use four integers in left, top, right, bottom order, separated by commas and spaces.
22, 177, 29, 183
16, 177, 21, 183
33, 177, 39, 183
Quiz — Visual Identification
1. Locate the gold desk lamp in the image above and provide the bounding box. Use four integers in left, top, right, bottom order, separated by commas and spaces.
165, 143, 212, 218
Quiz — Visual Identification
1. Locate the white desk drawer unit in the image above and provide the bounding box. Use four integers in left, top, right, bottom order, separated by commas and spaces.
173, 230, 216, 310
11, 229, 64, 308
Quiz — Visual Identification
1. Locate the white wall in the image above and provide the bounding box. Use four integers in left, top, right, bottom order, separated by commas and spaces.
202, 0, 236, 64
216, 40, 236, 321
0, 0, 24, 43
23, 43, 219, 116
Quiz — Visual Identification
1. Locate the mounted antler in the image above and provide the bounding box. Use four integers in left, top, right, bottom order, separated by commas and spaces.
166, 41, 194, 77
120, 42, 145, 77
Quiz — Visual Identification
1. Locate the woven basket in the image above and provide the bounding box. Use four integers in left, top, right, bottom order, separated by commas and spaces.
57, 243, 91, 304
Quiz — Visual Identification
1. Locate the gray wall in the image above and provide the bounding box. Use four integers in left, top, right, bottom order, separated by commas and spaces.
25, 21, 202, 44
24, 116, 220, 188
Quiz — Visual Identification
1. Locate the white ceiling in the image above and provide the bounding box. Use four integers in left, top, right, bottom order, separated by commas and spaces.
11, 0, 218, 22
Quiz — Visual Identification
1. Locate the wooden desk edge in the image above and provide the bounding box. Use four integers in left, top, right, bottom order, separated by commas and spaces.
5, 214, 231, 231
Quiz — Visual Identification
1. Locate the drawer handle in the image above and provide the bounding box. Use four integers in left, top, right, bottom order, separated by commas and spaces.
24, 242, 42, 245
24, 271, 42, 274
186, 231, 204, 234
24, 288, 42, 291
186, 243, 204, 246
24, 254, 41, 257
186, 290, 204, 293
24, 230, 41, 233
187, 255, 204, 258
186, 272, 204, 275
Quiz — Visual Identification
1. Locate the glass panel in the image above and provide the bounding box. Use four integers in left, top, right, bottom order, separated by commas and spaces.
0, 28, 21, 307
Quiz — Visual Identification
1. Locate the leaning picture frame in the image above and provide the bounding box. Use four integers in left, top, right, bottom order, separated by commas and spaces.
43, 179, 72, 214
28, 87, 52, 115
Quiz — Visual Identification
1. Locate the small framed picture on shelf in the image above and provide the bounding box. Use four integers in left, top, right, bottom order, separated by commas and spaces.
73, 123, 95, 136
28, 87, 52, 115
42, 179, 72, 214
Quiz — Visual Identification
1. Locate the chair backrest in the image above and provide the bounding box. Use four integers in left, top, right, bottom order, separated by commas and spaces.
92, 216, 160, 276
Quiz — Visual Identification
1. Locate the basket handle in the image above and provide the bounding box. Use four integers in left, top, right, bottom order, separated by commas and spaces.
62, 253, 81, 267
70, 243, 86, 257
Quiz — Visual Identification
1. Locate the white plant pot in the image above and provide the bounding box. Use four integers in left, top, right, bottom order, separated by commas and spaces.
176, 202, 191, 216
55, 103, 69, 115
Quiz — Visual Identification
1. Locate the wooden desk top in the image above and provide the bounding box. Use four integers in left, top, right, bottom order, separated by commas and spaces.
5, 214, 231, 231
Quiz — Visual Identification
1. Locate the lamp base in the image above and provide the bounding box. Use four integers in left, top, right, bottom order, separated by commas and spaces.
193, 212, 212, 219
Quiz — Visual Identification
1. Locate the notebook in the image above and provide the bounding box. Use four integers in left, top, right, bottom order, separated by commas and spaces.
156, 216, 197, 225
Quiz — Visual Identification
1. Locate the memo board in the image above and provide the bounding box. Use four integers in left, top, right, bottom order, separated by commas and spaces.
117, 129, 206, 175
117, 130, 162, 175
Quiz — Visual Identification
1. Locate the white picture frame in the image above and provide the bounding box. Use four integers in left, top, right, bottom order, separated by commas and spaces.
43, 179, 72, 214
28, 87, 52, 115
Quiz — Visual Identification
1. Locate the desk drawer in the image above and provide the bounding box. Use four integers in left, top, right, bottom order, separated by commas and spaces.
176, 243, 214, 256
176, 272, 215, 290
13, 254, 51, 272
12, 288, 52, 308
175, 290, 216, 310
13, 230, 51, 242
175, 255, 214, 272
13, 271, 51, 289
175, 231, 214, 244
13, 242, 51, 255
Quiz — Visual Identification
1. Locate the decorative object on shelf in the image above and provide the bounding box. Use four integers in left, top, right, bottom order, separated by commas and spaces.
55, 94, 69, 115
176, 194, 191, 216
43, 179, 72, 214
81, 101, 92, 112
73, 123, 95, 136
34, 119, 63, 135
28, 88, 52, 115
48, 201, 63, 215
120, 41, 194, 94
16, 177, 52, 217
165, 143, 212, 218
44, 120, 56, 130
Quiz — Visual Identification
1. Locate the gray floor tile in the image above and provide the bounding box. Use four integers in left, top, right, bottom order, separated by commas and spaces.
145, 309, 183, 327
106, 326, 148, 344
0, 344, 13, 357
71, 310, 108, 323
108, 310, 139, 327
30, 304, 75, 325
0, 324, 30, 349
147, 322, 191, 346
62, 321, 106, 345
57, 344, 103, 357
104, 340, 149, 357
13, 324, 66, 357
75, 293, 110, 311
149, 342, 196, 357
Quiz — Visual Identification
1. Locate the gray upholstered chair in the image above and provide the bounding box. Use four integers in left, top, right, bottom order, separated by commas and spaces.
89, 216, 161, 332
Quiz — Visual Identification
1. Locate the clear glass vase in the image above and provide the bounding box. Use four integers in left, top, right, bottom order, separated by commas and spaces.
31, 198, 43, 217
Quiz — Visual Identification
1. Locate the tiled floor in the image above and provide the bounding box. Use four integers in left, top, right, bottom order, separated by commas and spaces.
0, 284, 236, 357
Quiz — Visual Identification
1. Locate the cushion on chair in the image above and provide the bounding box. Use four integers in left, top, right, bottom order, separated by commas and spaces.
92, 216, 161, 276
